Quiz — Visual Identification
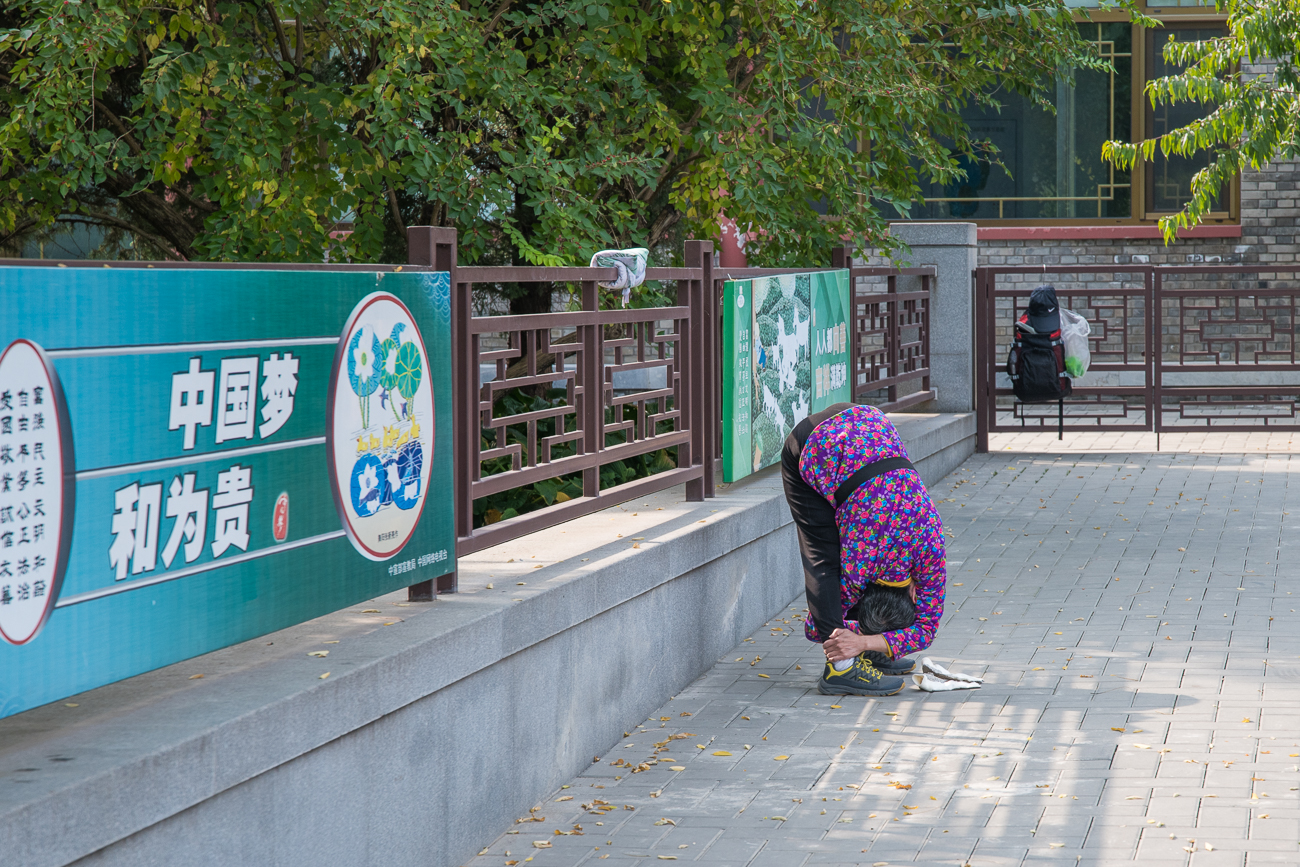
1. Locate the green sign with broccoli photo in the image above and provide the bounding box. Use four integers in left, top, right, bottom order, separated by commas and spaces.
721, 270, 852, 482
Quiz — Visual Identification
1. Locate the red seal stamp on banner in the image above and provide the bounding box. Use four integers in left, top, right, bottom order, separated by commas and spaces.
272, 492, 289, 543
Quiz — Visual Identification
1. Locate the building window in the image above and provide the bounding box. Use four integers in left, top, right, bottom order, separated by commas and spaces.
900, 16, 1233, 224
1145, 25, 1230, 215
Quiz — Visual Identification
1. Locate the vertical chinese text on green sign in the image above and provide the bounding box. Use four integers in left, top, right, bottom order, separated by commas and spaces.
721, 270, 851, 482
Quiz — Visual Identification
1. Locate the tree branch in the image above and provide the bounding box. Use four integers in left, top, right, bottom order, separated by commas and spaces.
263, 2, 295, 69
0, 216, 41, 252
93, 98, 144, 156
483, 0, 513, 40
56, 213, 183, 260
386, 183, 406, 238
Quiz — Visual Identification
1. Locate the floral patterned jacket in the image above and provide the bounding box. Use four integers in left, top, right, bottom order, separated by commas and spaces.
799, 405, 946, 657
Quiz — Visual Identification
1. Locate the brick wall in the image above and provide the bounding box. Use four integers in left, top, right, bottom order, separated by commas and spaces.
976, 156, 1299, 268
973, 52, 1299, 271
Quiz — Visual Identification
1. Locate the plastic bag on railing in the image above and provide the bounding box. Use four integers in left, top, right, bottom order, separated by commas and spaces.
589, 247, 649, 307
1060, 308, 1091, 379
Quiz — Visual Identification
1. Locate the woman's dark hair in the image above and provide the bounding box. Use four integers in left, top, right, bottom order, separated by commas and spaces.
852, 582, 917, 635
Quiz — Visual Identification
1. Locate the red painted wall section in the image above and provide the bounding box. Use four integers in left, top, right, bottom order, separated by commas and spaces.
718, 215, 748, 268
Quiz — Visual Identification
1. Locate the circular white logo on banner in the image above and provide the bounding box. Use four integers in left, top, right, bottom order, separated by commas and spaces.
328, 293, 435, 561
0, 340, 74, 645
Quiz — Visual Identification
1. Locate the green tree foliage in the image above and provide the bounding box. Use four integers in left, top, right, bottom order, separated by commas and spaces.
1104, 1, 1300, 241
2, 0, 1099, 266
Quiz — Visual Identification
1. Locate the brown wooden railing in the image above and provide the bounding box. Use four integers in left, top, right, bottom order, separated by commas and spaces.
841, 251, 937, 413
406, 229, 715, 578
2, 233, 936, 601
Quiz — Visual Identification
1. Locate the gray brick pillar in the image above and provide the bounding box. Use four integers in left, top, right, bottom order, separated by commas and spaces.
885, 222, 977, 413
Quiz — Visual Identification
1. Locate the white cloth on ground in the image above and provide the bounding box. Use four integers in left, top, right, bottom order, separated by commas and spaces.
911, 657, 983, 692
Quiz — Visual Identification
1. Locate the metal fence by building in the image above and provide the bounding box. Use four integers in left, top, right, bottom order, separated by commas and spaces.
975, 264, 1300, 451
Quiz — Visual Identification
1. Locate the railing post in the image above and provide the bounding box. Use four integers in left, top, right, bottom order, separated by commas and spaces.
974, 268, 989, 453
684, 240, 712, 500
1149, 267, 1161, 441
887, 274, 899, 407
921, 271, 933, 399
831, 243, 851, 270
406, 226, 459, 599
677, 253, 702, 501
581, 279, 602, 498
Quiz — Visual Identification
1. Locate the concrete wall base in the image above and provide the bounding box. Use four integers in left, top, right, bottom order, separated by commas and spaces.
0, 414, 974, 867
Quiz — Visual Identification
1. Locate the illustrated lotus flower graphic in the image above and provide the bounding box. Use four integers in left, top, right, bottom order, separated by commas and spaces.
347, 324, 380, 428
394, 340, 423, 402
378, 323, 411, 420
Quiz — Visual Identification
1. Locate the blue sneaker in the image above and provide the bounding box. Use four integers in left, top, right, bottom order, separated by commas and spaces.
818, 655, 905, 696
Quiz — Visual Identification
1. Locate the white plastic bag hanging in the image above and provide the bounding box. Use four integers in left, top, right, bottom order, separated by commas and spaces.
589, 247, 648, 307
1059, 308, 1091, 379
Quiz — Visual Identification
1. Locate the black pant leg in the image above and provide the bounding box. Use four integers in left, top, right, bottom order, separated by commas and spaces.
781, 430, 844, 642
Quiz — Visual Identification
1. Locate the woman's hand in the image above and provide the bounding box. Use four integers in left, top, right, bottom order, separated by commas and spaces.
823, 628, 888, 663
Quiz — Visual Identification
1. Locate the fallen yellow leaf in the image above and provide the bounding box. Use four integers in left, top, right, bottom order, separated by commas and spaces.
713, 751, 732, 756
361, 609, 380, 613
319, 672, 330, 679
1049, 843, 1065, 849
669, 766, 685, 771
532, 840, 552, 848
307, 651, 329, 658
555, 796, 572, 802
830, 705, 842, 709
757, 674, 770, 678
774, 756, 789, 761
1111, 727, 1125, 732
189, 674, 204, 680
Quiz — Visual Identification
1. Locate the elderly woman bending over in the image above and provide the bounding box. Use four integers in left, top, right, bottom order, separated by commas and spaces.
781, 403, 946, 696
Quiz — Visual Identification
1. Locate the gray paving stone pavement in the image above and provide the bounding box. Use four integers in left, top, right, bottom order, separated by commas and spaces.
465, 439, 1300, 867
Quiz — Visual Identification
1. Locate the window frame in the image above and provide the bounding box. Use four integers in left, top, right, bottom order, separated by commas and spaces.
909, 8, 1238, 227
1138, 18, 1237, 222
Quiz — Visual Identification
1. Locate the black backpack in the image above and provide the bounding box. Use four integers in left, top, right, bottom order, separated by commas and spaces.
1006, 284, 1072, 403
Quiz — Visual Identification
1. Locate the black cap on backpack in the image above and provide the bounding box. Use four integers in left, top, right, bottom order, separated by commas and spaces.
1019, 284, 1062, 337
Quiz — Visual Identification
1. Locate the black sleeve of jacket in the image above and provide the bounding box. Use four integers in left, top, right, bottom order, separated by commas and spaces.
780, 404, 854, 642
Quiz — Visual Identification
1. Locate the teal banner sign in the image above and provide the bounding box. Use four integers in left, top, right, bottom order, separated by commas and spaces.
0, 267, 454, 718
721, 270, 852, 482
